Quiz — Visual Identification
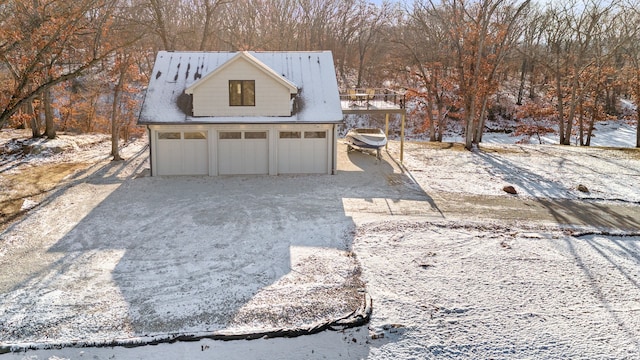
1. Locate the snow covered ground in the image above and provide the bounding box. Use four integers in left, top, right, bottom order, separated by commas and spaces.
1, 123, 640, 359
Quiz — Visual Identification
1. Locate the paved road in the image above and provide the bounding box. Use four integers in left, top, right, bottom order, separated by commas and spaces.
434, 193, 640, 232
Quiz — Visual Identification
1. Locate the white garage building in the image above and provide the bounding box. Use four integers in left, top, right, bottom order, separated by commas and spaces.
138, 51, 343, 176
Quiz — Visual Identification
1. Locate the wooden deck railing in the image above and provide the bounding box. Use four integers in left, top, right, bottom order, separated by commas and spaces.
339, 88, 405, 109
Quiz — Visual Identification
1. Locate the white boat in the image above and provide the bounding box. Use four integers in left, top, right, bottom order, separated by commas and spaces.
345, 128, 387, 159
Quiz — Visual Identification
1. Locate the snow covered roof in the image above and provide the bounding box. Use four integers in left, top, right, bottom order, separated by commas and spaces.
138, 51, 343, 125
184, 51, 298, 95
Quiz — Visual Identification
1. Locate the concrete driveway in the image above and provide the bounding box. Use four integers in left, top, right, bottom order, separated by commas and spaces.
0, 142, 429, 348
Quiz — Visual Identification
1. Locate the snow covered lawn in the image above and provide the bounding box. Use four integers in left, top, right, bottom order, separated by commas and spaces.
1, 131, 640, 359
355, 221, 640, 359
396, 141, 640, 204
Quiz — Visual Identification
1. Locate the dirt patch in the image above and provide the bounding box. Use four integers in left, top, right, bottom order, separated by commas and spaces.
408, 141, 533, 154
0, 129, 30, 141
0, 162, 88, 231
408, 141, 467, 151
600, 146, 640, 159
476, 144, 531, 154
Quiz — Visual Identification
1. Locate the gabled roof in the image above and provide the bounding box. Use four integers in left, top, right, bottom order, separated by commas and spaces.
138, 51, 343, 125
184, 51, 298, 95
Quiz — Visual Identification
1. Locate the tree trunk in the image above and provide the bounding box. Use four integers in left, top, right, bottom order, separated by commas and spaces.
578, 102, 584, 146
31, 99, 41, 138
636, 106, 640, 148
585, 86, 600, 147
464, 95, 476, 150
199, 0, 228, 51
585, 105, 596, 147
517, 58, 527, 105
43, 87, 56, 139
475, 95, 489, 144
150, 0, 171, 50
529, 64, 536, 99
564, 73, 583, 146
199, 0, 213, 51
356, 53, 365, 88
87, 94, 98, 133
111, 63, 125, 161
554, 45, 565, 145
426, 98, 437, 141
24, 100, 39, 137
436, 105, 447, 142
562, 81, 577, 145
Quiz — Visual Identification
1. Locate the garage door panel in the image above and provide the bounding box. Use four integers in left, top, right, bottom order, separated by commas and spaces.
218, 139, 243, 175
157, 139, 183, 175
218, 131, 268, 175
304, 139, 327, 173
277, 130, 328, 174
244, 140, 269, 174
277, 139, 302, 174
183, 139, 208, 175
156, 131, 209, 176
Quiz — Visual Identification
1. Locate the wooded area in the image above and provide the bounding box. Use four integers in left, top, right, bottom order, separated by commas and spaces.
1, 0, 640, 153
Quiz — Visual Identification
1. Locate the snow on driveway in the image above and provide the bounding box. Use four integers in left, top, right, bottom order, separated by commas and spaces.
0, 142, 428, 347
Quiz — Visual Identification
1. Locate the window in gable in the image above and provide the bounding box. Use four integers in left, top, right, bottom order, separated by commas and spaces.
229, 80, 255, 106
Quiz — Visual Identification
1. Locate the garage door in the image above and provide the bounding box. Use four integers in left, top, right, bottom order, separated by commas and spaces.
218, 131, 269, 175
277, 130, 328, 174
156, 131, 209, 175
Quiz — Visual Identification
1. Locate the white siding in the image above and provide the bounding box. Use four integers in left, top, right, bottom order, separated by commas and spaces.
192, 58, 292, 117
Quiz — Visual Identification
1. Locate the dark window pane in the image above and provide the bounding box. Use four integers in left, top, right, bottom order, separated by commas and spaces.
229, 80, 242, 106
184, 132, 207, 140
243, 80, 255, 106
229, 80, 255, 106
304, 131, 326, 139
219, 131, 241, 140
158, 132, 181, 140
279, 131, 301, 139
245, 131, 267, 139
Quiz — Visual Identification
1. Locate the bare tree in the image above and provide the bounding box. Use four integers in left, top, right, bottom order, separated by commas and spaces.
621, 1, 640, 148
515, 5, 545, 105
540, 0, 624, 145
427, 0, 530, 150
0, 0, 139, 130
393, 0, 454, 141
352, 1, 392, 87
199, 0, 232, 50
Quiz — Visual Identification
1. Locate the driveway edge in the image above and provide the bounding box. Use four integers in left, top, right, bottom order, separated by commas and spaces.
1, 293, 372, 354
